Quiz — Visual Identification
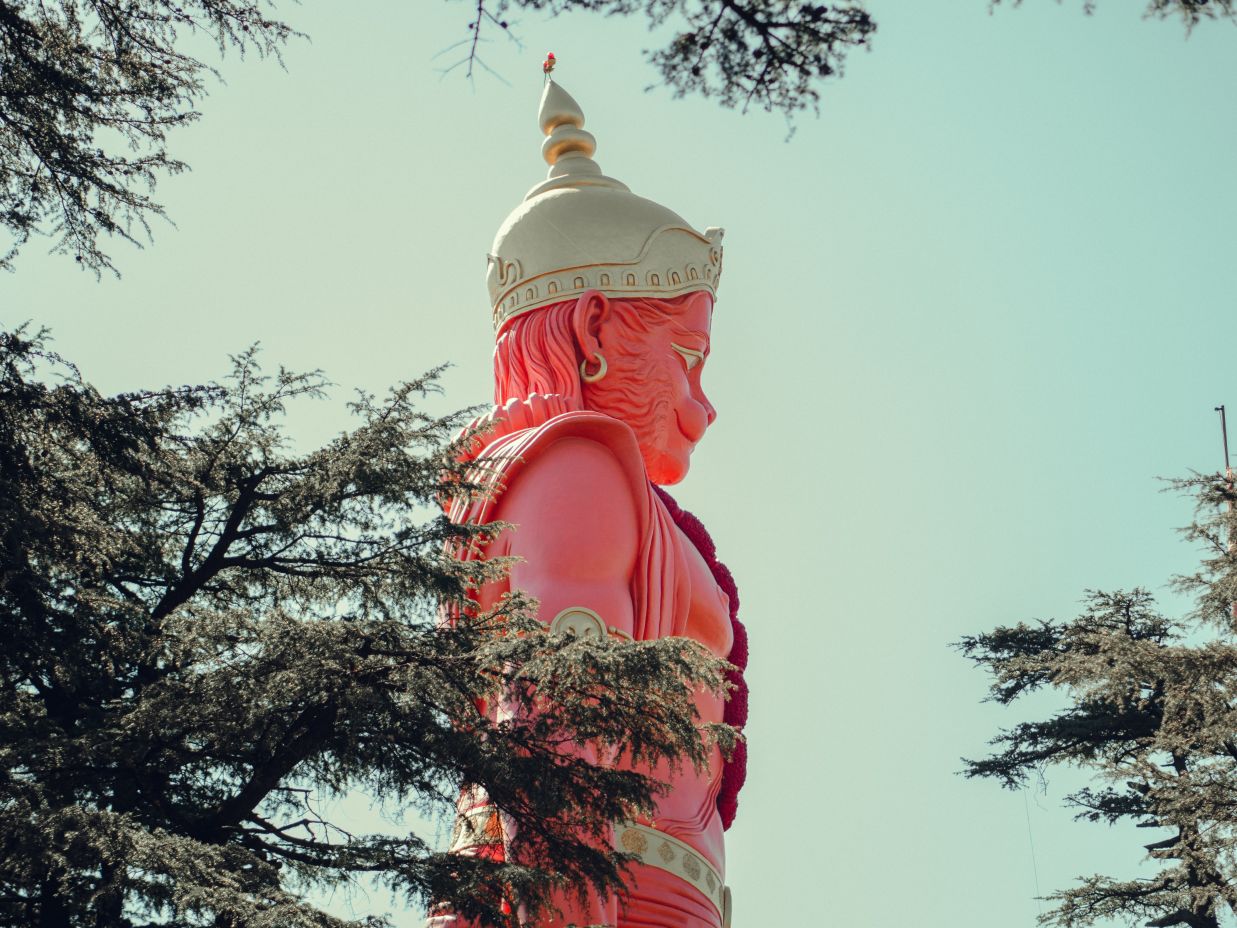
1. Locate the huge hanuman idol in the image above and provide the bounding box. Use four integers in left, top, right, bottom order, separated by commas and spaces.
432, 75, 748, 928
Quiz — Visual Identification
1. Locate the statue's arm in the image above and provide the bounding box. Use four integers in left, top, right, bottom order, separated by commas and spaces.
486, 435, 639, 638
476, 435, 639, 925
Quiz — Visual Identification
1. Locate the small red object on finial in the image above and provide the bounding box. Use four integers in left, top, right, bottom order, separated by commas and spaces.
543, 52, 556, 76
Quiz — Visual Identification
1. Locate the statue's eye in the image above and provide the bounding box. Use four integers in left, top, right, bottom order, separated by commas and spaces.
671, 343, 705, 371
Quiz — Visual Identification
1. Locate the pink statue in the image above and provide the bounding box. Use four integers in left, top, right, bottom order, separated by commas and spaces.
430, 74, 747, 928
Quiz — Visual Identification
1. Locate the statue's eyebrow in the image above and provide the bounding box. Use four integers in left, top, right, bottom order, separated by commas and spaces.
673, 328, 711, 347
670, 342, 706, 370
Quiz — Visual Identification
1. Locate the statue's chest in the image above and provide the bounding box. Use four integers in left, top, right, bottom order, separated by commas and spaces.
677, 526, 734, 660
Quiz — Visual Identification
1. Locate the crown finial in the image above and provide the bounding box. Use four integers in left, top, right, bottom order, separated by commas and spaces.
527, 77, 628, 199
538, 80, 596, 170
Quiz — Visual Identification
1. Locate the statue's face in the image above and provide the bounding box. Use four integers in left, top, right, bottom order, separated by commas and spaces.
585, 291, 716, 485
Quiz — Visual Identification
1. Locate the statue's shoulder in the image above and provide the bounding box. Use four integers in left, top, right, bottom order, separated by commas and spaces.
484, 410, 647, 570
491, 409, 646, 495
523, 409, 641, 462
467, 394, 644, 483
451, 402, 648, 528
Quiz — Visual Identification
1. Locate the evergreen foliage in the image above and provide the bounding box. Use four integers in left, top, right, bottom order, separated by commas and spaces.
0, 0, 297, 275
483, 1, 876, 117
988, 0, 1235, 29
959, 476, 1237, 928
0, 328, 731, 928
3, 0, 1231, 274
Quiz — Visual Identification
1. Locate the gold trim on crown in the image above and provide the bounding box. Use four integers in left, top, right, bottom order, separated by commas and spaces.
488, 223, 723, 332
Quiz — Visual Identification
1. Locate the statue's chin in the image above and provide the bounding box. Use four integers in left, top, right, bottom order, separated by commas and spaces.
645, 448, 690, 486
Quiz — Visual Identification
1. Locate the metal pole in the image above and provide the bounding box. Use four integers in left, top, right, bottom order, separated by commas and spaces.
1217, 406, 1235, 622
1217, 405, 1231, 479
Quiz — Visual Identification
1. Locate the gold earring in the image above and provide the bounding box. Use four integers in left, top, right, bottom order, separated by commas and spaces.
579, 351, 607, 383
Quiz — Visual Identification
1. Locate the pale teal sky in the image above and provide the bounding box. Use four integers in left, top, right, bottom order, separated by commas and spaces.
6, 2, 1237, 925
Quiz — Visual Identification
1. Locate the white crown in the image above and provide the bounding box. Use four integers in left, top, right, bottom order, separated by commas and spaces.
486, 77, 723, 333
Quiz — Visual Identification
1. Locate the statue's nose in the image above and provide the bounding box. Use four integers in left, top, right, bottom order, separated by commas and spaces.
702, 394, 717, 427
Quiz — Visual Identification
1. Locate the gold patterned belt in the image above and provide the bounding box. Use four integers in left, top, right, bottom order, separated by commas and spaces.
614, 821, 732, 926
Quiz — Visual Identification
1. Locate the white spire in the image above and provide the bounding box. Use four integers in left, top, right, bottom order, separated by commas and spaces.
526, 79, 628, 200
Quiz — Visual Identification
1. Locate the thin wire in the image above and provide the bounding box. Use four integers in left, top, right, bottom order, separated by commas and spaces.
1024, 788, 1044, 917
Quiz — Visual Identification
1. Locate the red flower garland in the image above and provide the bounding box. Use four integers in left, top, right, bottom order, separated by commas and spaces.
652, 485, 748, 830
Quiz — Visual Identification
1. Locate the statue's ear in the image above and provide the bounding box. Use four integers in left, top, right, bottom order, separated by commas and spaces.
571, 289, 612, 359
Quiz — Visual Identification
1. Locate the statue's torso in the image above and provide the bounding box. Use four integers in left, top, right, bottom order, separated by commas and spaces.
474, 411, 732, 864
452, 405, 734, 925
